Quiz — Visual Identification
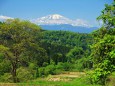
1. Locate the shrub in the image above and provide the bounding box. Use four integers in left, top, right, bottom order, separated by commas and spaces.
38, 64, 63, 77
28, 62, 36, 70
0, 73, 13, 82
38, 67, 45, 77
45, 64, 56, 75
62, 62, 74, 71
37, 62, 75, 77
17, 67, 34, 82
53, 69, 62, 75
90, 68, 110, 85
38, 64, 56, 77
0, 60, 11, 76
56, 62, 64, 70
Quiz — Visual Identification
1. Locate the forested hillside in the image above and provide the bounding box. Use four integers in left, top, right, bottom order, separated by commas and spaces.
41, 31, 93, 64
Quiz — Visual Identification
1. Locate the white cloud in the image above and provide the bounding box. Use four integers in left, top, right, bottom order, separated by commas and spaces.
72, 19, 92, 27
0, 15, 13, 21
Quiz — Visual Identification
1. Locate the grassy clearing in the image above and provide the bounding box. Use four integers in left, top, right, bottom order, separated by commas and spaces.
0, 72, 101, 86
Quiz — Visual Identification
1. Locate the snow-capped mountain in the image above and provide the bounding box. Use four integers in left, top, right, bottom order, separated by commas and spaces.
31, 14, 91, 27
31, 14, 98, 33
0, 14, 98, 33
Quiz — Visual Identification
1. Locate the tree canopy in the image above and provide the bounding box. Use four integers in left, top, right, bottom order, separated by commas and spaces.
0, 19, 47, 82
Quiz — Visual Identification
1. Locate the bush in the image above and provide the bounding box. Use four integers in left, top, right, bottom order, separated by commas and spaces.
17, 67, 34, 82
0, 60, 11, 76
38, 67, 45, 77
56, 62, 64, 70
28, 62, 36, 70
74, 58, 84, 71
90, 68, 110, 85
53, 69, 62, 75
38, 64, 56, 77
0, 73, 13, 82
38, 64, 63, 77
62, 62, 74, 71
37, 62, 75, 77
74, 57, 93, 71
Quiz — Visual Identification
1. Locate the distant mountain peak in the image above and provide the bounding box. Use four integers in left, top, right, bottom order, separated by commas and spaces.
31, 14, 91, 27
47, 14, 64, 20
38, 14, 69, 21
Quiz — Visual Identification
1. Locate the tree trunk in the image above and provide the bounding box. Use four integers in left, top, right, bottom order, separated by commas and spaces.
5, 53, 18, 83
48, 56, 51, 64
12, 63, 17, 83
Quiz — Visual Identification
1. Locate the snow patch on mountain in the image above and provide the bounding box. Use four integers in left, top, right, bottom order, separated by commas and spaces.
31, 14, 91, 27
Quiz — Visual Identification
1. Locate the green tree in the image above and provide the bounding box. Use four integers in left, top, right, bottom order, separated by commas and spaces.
0, 19, 42, 82
66, 47, 84, 63
91, 1, 115, 85
52, 53, 62, 65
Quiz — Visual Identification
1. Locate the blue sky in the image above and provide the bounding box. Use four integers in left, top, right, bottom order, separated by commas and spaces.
0, 0, 113, 26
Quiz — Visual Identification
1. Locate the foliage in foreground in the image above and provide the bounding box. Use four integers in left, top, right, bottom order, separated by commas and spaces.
0, 19, 48, 82
90, 1, 115, 85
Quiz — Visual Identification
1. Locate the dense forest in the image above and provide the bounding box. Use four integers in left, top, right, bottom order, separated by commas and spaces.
41, 31, 93, 64
0, 1, 115, 86
0, 21, 93, 82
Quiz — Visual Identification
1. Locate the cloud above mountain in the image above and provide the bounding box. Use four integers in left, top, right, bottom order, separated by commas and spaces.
31, 14, 91, 27
0, 15, 13, 21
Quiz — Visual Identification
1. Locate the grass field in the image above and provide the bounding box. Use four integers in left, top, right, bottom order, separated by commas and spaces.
0, 72, 101, 86
1, 72, 114, 86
